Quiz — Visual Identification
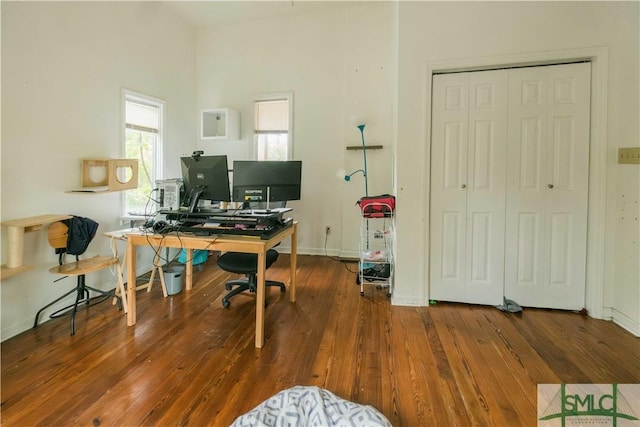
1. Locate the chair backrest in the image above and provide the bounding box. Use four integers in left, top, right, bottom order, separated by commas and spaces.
48, 221, 69, 250
48, 216, 99, 256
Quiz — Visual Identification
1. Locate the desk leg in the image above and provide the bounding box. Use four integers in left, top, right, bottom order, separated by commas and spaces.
109, 237, 128, 313
185, 248, 193, 290
126, 239, 137, 326
255, 250, 266, 348
115, 257, 128, 314
290, 223, 297, 303
151, 246, 168, 297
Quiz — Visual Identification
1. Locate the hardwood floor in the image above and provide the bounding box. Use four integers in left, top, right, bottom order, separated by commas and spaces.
2, 254, 639, 426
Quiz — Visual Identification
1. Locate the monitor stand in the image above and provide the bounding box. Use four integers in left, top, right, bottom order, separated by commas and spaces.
255, 187, 272, 213
188, 186, 205, 214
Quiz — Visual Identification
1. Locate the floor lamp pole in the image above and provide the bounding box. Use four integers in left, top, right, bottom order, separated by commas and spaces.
357, 124, 369, 197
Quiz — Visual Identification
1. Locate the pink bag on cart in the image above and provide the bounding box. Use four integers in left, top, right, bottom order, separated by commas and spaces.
357, 194, 395, 218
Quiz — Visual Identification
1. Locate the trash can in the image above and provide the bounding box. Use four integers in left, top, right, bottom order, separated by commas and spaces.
164, 265, 185, 295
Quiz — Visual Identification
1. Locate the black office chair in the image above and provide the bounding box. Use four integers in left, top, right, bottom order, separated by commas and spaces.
217, 201, 286, 308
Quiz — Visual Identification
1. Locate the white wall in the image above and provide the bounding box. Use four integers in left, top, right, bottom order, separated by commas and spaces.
2, 1, 637, 340
195, 3, 395, 256
394, 1, 640, 334
1, 2, 197, 340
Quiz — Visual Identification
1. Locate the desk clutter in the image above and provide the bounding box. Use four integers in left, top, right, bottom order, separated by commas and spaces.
145, 207, 294, 239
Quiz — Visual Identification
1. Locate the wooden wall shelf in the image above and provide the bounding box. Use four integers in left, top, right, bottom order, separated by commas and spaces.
346, 145, 384, 151
67, 158, 138, 193
1, 214, 72, 279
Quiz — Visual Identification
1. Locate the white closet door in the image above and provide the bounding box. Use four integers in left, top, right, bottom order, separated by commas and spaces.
430, 73, 469, 302
504, 62, 591, 309
430, 70, 507, 305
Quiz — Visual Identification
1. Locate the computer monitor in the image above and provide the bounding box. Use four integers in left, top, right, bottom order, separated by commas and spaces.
232, 160, 302, 208
180, 154, 231, 213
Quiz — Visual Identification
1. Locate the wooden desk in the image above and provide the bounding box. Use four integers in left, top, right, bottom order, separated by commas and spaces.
125, 222, 297, 348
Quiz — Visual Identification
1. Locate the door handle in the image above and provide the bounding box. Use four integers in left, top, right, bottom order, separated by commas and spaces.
461, 184, 467, 189
548, 184, 554, 189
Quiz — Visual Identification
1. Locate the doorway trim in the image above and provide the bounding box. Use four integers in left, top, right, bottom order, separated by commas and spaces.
424, 46, 608, 318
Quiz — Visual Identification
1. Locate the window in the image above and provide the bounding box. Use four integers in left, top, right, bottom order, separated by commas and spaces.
254, 94, 293, 160
123, 90, 164, 216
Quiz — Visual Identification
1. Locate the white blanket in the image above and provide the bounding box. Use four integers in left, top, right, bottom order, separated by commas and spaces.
231, 386, 392, 427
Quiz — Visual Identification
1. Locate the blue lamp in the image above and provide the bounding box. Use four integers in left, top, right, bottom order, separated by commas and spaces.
339, 122, 369, 196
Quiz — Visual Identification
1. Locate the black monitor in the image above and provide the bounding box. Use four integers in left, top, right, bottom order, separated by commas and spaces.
180, 154, 231, 213
232, 160, 302, 208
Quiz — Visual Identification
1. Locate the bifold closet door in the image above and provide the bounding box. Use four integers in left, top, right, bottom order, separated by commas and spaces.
504, 62, 591, 310
430, 62, 590, 309
430, 70, 507, 305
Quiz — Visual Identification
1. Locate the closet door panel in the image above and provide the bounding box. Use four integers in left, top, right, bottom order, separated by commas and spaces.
441, 211, 464, 281
549, 213, 571, 286
515, 212, 540, 285
465, 70, 507, 304
510, 116, 544, 294
505, 62, 591, 309
541, 63, 590, 308
430, 73, 469, 301
430, 70, 507, 305
518, 117, 544, 190
506, 67, 550, 300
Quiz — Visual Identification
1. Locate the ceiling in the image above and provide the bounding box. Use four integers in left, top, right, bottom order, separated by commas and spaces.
161, 1, 360, 28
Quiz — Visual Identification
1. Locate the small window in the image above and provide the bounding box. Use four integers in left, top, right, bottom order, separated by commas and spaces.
123, 90, 164, 216
254, 94, 293, 160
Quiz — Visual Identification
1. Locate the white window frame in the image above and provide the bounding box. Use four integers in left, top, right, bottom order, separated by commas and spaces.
121, 89, 165, 217
253, 92, 294, 160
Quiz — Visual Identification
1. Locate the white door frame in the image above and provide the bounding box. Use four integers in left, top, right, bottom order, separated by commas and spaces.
424, 47, 608, 318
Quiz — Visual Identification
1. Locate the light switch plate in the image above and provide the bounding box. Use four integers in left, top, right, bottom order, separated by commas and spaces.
618, 147, 640, 164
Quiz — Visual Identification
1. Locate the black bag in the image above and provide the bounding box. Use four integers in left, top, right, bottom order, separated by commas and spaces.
361, 263, 391, 279
63, 216, 99, 255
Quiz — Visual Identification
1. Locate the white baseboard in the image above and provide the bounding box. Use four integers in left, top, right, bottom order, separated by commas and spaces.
390, 296, 426, 306
610, 308, 640, 337
1, 318, 38, 342
280, 246, 342, 257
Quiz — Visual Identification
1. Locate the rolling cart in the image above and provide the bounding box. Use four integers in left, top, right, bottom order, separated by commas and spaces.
356, 195, 395, 297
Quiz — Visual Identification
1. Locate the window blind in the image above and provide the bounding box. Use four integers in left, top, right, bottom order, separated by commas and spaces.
125, 100, 159, 133
254, 99, 289, 134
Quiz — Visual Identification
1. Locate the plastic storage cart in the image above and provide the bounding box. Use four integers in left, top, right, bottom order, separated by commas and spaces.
356, 196, 395, 297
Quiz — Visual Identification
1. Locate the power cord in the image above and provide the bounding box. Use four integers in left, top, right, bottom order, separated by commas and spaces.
324, 229, 358, 274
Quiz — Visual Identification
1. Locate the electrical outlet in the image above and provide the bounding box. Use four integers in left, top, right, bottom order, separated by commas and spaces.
619, 147, 640, 164
325, 226, 331, 235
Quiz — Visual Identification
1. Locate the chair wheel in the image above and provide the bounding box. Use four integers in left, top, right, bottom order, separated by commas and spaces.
225, 284, 232, 291
222, 299, 230, 309
360, 291, 364, 297
279, 285, 285, 293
